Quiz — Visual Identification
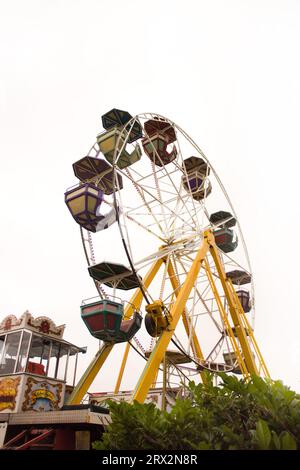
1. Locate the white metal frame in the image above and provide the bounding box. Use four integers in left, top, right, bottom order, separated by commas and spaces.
76, 112, 256, 380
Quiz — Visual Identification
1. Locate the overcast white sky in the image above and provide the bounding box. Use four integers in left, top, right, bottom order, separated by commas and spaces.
1, 0, 300, 392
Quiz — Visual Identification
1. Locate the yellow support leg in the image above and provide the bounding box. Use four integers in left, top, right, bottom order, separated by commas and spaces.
123, 258, 163, 320
131, 232, 210, 403
68, 343, 113, 405
167, 259, 207, 384
151, 366, 159, 389
69, 258, 163, 403
114, 342, 130, 394
113, 258, 163, 393
227, 279, 270, 378
204, 258, 249, 377
208, 236, 259, 375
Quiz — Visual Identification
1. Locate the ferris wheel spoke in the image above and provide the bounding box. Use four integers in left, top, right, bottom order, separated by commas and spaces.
134, 183, 176, 197
159, 255, 170, 301
167, 195, 200, 237
158, 165, 200, 237
217, 252, 251, 275
205, 336, 225, 362
124, 213, 165, 243
141, 123, 201, 237
172, 131, 203, 234
151, 160, 170, 235
124, 167, 167, 237
133, 237, 201, 274
145, 192, 198, 233
121, 171, 197, 237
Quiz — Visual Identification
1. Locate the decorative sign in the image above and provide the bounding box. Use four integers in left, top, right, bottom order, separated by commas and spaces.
31, 389, 56, 403
22, 377, 62, 412
0, 315, 22, 332
0, 311, 65, 338
0, 377, 21, 412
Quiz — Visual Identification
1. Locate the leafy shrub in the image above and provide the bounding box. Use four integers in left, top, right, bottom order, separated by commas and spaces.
93, 374, 300, 450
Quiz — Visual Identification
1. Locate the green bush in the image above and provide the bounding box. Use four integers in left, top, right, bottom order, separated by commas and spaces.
93, 374, 300, 450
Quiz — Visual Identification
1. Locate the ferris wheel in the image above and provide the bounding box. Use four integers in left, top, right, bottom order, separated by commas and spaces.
65, 109, 269, 404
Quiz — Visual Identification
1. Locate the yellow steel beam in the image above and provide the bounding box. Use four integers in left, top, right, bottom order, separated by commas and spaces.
123, 258, 163, 320
69, 258, 163, 403
114, 342, 130, 394
204, 258, 249, 377
167, 259, 207, 384
131, 232, 210, 403
151, 366, 159, 389
227, 279, 270, 378
113, 258, 164, 393
208, 236, 259, 375
68, 343, 113, 404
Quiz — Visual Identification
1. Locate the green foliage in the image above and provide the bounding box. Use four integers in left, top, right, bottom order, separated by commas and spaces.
93, 374, 300, 450
252, 419, 271, 449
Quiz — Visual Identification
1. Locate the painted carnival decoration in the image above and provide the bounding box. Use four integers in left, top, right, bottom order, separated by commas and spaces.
0, 377, 21, 412
22, 377, 62, 412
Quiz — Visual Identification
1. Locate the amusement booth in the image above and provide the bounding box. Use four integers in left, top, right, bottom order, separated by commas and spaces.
0, 312, 108, 450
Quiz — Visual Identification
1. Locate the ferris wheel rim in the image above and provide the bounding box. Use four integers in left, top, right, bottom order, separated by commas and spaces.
79, 111, 256, 371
